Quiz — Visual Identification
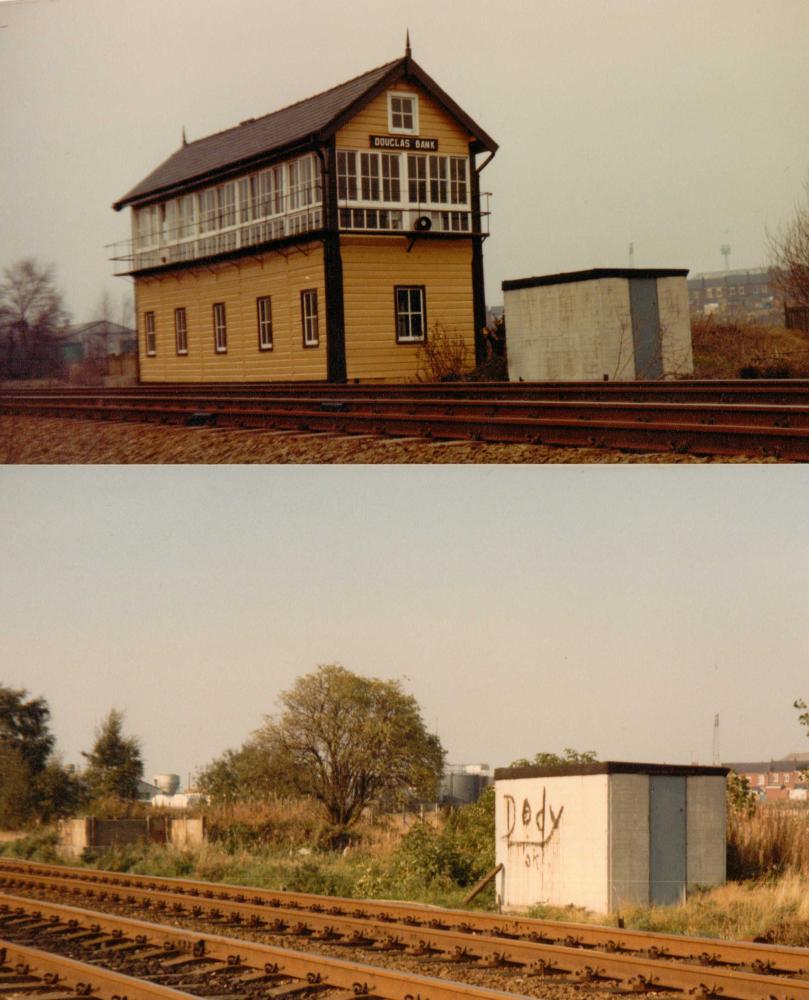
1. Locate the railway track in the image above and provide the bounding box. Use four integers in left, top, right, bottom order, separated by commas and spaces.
7, 380, 809, 404
0, 938, 194, 1000
4, 859, 809, 998
4, 382, 809, 458
0, 894, 520, 1000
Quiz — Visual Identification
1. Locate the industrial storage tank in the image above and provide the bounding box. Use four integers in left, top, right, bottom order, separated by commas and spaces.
153, 773, 180, 795
440, 764, 491, 805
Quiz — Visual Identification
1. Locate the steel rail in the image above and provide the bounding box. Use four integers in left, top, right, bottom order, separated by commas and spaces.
0, 872, 809, 992
0, 893, 529, 1000
5, 392, 809, 429
0, 939, 195, 1000
1, 395, 807, 458
4, 860, 808, 975
7, 378, 809, 403
0, 889, 806, 1000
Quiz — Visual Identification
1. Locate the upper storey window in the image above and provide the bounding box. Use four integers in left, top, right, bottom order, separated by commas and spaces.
388, 92, 419, 134
130, 154, 321, 269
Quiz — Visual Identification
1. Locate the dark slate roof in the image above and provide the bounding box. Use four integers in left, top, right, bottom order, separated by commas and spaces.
494, 761, 728, 780
114, 55, 497, 211
503, 268, 689, 292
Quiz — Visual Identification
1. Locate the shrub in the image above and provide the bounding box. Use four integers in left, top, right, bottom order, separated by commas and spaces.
203, 799, 333, 852
0, 828, 60, 862
414, 323, 471, 382
383, 789, 496, 898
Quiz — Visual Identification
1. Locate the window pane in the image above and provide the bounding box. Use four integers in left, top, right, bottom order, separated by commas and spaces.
360, 153, 380, 201
382, 154, 400, 201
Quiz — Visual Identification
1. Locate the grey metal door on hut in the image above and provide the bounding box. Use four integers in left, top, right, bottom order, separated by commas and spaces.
649, 775, 686, 904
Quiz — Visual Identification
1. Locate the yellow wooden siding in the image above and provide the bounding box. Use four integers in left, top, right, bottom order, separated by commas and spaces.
135, 244, 327, 382
341, 236, 475, 382
337, 83, 473, 156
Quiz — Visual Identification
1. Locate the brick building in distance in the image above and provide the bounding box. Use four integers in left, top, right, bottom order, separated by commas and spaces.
687, 268, 783, 325
724, 755, 809, 801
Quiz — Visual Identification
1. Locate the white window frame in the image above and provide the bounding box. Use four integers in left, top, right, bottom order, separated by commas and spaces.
407, 154, 428, 204
131, 155, 325, 269
360, 152, 380, 201
174, 307, 188, 355
381, 153, 401, 202
388, 91, 419, 134
335, 149, 470, 232
257, 295, 273, 351
301, 289, 319, 348
449, 157, 467, 205
213, 302, 227, 353
429, 156, 448, 204
337, 151, 358, 200
395, 286, 426, 344
144, 311, 156, 356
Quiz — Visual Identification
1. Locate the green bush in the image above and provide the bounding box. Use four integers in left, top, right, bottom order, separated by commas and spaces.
0, 828, 61, 862
380, 789, 496, 899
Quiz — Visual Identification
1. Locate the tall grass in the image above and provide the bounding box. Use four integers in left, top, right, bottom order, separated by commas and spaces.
691, 316, 809, 378
728, 804, 809, 879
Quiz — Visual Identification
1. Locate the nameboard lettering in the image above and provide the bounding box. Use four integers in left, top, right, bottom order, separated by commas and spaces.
369, 135, 439, 152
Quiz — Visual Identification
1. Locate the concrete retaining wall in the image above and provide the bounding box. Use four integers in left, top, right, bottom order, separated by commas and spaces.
57, 816, 205, 858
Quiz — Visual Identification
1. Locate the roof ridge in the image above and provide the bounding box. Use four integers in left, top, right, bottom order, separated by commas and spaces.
182, 56, 402, 151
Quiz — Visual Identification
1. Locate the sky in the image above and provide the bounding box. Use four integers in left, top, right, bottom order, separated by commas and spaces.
2, 0, 809, 325
3, 466, 809, 786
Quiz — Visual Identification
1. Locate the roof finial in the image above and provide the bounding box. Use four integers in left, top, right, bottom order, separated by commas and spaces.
405, 28, 411, 59
182, 126, 188, 146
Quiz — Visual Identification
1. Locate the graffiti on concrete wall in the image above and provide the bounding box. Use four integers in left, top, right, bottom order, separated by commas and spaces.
502, 787, 564, 867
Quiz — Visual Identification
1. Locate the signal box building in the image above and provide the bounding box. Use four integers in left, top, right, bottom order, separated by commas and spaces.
112, 43, 497, 383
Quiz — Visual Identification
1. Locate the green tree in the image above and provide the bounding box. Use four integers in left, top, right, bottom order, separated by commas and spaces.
0, 744, 35, 828
82, 710, 143, 801
726, 771, 755, 817
35, 758, 84, 822
0, 686, 55, 774
509, 748, 598, 768
203, 665, 444, 843
0, 687, 79, 827
197, 744, 278, 805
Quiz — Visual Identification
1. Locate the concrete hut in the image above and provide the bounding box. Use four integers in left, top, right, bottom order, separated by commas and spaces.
494, 761, 728, 913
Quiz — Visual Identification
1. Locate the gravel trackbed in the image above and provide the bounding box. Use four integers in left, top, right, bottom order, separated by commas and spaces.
1, 415, 776, 464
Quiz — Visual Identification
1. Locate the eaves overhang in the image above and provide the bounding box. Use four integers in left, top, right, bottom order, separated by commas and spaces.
113, 54, 498, 212
112, 135, 322, 212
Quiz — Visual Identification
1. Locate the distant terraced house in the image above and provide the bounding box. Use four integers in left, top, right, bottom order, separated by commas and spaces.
724, 755, 809, 800
110, 39, 497, 383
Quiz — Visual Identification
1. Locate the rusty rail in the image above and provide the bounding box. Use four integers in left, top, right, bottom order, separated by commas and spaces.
7, 379, 809, 404
4, 867, 809, 998
0, 939, 194, 1000
3, 859, 807, 974
0, 893, 532, 1000
2, 389, 809, 458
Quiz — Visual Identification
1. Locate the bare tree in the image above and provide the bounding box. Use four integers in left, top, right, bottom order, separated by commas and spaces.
0, 259, 69, 380
768, 176, 809, 308
120, 290, 134, 330
90, 290, 115, 359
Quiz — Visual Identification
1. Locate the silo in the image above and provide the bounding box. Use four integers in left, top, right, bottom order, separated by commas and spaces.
440, 765, 491, 805
153, 773, 180, 795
